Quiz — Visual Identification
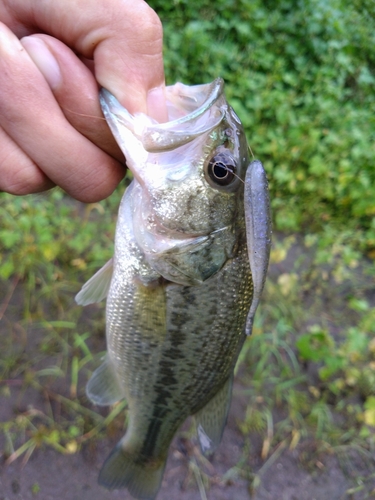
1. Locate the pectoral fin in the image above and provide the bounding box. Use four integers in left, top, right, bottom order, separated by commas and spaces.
244, 160, 271, 335
194, 373, 233, 455
86, 356, 125, 406
75, 258, 113, 306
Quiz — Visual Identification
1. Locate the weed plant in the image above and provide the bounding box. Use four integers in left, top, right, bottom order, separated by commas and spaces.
152, 0, 375, 252
239, 234, 375, 451
0, 186, 125, 463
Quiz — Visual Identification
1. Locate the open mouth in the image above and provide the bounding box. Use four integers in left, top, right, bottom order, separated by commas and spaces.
100, 78, 226, 154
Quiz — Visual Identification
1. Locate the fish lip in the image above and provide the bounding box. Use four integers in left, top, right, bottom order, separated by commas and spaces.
146, 78, 224, 131
100, 78, 226, 156
141, 78, 226, 152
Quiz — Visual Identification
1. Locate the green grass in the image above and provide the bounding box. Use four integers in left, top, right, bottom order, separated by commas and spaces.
151, 0, 375, 252
1, 205, 374, 481
0, 187, 125, 463
233, 234, 375, 493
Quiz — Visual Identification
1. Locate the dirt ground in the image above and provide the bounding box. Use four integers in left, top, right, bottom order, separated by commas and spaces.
1, 381, 371, 500
1, 245, 374, 500
0, 387, 371, 500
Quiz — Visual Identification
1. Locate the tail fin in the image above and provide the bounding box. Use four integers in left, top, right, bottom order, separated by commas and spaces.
99, 443, 166, 500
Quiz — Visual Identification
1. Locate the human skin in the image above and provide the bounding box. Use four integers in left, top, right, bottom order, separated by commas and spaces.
0, 0, 166, 202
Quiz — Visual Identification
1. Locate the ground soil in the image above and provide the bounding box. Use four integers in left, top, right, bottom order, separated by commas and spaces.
0, 391, 372, 500
0, 242, 374, 500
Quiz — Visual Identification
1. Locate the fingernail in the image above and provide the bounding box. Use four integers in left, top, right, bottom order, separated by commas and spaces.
147, 86, 168, 123
21, 36, 61, 89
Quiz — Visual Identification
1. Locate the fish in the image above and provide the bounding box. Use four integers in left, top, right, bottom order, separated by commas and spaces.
75, 77, 271, 500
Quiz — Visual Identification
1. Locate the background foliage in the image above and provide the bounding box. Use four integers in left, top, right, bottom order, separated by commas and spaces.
0, 0, 375, 496
151, 0, 375, 249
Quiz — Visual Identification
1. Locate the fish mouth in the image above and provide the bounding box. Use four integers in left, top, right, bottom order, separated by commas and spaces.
141, 78, 225, 152
100, 78, 226, 154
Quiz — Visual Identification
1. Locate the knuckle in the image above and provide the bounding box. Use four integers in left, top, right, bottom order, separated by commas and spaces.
147, 9, 163, 35
136, 5, 163, 44
70, 161, 125, 203
0, 158, 50, 195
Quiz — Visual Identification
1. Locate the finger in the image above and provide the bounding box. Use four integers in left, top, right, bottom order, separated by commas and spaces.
0, 22, 124, 202
0, 126, 54, 195
21, 34, 124, 162
5, 0, 168, 120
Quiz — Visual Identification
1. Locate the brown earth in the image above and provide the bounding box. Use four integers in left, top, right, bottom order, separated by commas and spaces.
0, 243, 374, 500
1, 382, 371, 500
0, 388, 371, 500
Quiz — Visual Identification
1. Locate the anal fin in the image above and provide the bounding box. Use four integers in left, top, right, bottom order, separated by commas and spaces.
194, 373, 233, 455
86, 356, 125, 406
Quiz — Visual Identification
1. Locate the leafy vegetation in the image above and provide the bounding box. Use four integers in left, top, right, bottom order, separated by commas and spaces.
0, 188, 127, 463
151, 0, 375, 250
239, 234, 375, 459
0, 0, 375, 497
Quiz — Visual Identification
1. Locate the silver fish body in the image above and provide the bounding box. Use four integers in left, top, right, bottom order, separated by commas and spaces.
76, 78, 271, 500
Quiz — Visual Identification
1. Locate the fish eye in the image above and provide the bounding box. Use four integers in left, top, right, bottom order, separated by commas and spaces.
206, 152, 237, 186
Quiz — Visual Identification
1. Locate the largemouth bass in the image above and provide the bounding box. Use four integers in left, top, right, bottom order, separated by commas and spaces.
75, 78, 271, 500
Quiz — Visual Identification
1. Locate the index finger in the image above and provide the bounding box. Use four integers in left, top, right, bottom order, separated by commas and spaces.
3, 0, 167, 119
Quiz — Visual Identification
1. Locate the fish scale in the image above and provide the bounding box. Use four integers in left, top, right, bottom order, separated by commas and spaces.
75, 78, 271, 500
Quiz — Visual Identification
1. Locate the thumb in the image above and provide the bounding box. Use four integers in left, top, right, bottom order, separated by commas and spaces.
92, 5, 168, 121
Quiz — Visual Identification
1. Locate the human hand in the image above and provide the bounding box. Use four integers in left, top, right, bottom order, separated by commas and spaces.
0, 0, 166, 202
